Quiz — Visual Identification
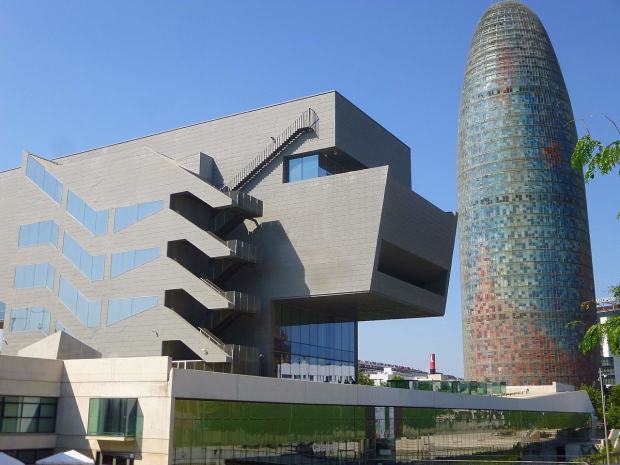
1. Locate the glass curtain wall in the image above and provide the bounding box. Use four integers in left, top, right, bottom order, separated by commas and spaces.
274, 305, 356, 383
173, 400, 592, 465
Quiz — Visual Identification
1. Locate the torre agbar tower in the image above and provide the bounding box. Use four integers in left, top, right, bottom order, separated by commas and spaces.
457, 1, 597, 386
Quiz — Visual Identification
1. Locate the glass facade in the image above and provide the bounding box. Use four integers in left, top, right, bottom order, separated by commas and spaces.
62, 233, 105, 281
274, 305, 356, 383
58, 276, 101, 328
286, 154, 330, 182
114, 200, 163, 232
107, 296, 158, 325
457, 2, 596, 385
9, 307, 51, 335
14, 263, 55, 290
110, 247, 160, 278
25, 155, 63, 204
87, 398, 138, 437
18, 220, 59, 248
66, 190, 109, 236
173, 399, 592, 465
0, 396, 57, 433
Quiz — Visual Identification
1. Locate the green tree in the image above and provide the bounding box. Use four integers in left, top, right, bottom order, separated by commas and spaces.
571, 116, 620, 355
357, 368, 374, 386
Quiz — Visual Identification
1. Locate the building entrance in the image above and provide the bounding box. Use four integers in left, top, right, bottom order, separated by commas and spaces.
95, 452, 134, 465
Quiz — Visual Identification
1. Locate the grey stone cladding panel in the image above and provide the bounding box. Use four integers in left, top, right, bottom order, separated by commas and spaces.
335, 92, 411, 188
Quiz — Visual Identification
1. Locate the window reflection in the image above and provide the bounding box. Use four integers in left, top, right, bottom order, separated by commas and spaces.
66, 190, 109, 236
274, 305, 356, 383
14, 263, 55, 290
173, 400, 592, 465
107, 296, 158, 325
114, 200, 163, 232
9, 307, 51, 335
286, 154, 330, 183
18, 221, 59, 248
58, 276, 101, 328
25, 155, 63, 204
110, 247, 160, 278
62, 233, 105, 281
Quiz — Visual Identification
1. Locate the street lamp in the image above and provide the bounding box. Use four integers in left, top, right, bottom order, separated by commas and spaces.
599, 368, 611, 465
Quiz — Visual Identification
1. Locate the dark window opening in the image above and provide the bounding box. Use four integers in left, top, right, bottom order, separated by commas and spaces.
377, 240, 448, 296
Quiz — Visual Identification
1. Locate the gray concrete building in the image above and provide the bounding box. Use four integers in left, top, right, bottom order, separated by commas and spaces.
0, 92, 457, 381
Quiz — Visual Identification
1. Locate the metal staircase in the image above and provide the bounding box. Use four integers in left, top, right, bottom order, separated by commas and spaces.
219, 108, 319, 192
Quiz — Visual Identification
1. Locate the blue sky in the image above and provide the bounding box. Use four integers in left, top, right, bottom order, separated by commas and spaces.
1, 0, 618, 376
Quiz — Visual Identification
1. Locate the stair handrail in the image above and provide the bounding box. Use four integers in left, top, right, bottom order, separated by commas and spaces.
198, 326, 228, 351
220, 108, 319, 192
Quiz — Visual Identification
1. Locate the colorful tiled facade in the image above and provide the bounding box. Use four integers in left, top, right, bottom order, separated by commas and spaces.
457, 1, 597, 386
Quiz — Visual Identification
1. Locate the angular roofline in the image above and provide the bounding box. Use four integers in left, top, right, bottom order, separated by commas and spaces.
1, 89, 411, 173
53, 90, 338, 161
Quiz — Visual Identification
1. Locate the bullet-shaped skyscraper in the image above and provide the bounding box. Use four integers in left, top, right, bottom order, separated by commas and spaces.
457, 1, 597, 386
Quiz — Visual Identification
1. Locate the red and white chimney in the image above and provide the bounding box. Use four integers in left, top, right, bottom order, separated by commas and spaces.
429, 353, 436, 375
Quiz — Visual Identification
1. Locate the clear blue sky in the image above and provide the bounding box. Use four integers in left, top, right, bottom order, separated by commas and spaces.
1, 0, 618, 376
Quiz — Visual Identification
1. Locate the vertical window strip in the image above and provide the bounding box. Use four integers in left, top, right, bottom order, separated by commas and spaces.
25, 155, 63, 204
14, 263, 55, 290
9, 307, 51, 335
66, 190, 109, 236
61, 233, 105, 281
18, 221, 59, 248
58, 276, 101, 328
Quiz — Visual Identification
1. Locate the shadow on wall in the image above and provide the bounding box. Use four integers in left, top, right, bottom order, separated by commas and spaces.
241, 130, 320, 194
55, 365, 90, 454
221, 220, 309, 352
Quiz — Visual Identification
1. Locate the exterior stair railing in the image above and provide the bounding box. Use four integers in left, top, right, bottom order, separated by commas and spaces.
198, 327, 227, 351
219, 108, 319, 192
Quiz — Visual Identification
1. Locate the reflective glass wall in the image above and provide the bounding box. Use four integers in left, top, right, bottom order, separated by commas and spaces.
274, 305, 356, 383
457, 2, 597, 385
173, 399, 592, 465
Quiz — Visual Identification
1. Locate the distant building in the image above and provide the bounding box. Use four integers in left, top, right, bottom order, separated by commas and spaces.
359, 359, 459, 386
598, 298, 620, 385
458, 1, 597, 386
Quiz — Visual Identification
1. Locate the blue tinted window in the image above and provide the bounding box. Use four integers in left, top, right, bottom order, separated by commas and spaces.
25, 155, 63, 204
66, 190, 109, 236
9, 307, 51, 335
14, 263, 55, 290
287, 154, 329, 183
0, 302, 5, 321
137, 201, 164, 221
302, 154, 319, 179
288, 158, 303, 182
62, 233, 105, 281
107, 296, 158, 325
114, 205, 138, 231
18, 221, 59, 248
114, 200, 163, 232
58, 276, 101, 328
110, 247, 160, 278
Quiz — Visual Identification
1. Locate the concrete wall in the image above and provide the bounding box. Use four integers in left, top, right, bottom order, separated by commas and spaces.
0, 355, 61, 452
57, 356, 172, 465
171, 368, 594, 414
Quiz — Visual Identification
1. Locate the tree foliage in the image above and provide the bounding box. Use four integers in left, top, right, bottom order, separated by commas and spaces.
580, 383, 620, 429
571, 118, 620, 355
357, 369, 374, 385
572, 135, 620, 182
